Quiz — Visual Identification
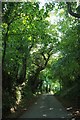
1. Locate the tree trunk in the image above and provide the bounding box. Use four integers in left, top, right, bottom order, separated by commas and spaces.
2, 26, 9, 66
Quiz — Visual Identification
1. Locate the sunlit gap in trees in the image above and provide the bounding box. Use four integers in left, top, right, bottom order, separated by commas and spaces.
38, 0, 65, 24
52, 51, 61, 59
27, 0, 63, 24
27, 0, 64, 40
38, 0, 63, 44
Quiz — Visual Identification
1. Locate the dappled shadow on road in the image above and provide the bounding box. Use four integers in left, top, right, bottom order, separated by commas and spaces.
31, 94, 72, 118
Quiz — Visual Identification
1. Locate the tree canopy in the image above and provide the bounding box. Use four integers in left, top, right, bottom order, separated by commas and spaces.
2, 1, 80, 118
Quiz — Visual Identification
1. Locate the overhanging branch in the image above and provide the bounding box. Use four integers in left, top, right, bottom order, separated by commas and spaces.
66, 2, 80, 18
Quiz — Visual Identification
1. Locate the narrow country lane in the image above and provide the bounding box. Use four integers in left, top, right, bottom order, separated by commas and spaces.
20, 94, 72, 118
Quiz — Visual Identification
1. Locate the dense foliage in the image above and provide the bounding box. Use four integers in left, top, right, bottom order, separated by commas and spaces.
2, 1, 80, 117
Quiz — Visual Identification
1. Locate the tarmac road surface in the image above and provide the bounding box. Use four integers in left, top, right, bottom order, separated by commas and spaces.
20, 94, 72, 118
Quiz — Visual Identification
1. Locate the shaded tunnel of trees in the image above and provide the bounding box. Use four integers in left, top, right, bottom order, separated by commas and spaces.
1, 1, 80, 118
